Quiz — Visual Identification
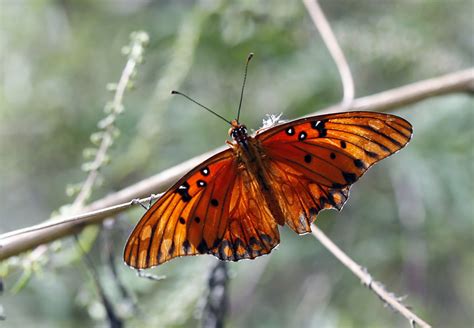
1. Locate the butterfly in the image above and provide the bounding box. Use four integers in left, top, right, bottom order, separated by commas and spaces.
124, 110, 412, 269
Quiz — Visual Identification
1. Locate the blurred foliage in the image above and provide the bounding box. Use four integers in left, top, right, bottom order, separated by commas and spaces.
0, 0, 473, 327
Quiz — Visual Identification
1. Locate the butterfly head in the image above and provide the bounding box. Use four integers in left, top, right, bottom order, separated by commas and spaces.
229, 119, 248, 143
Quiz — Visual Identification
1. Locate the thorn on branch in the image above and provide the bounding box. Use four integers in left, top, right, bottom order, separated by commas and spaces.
131, 194, 158, 210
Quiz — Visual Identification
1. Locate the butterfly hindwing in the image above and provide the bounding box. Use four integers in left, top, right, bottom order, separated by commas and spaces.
256, 111, 412, 233
265, 158, 350, 234
209, 169, 280, 261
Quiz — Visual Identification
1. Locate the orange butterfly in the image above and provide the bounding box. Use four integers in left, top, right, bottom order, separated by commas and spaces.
124, 110, 412, 268
124, 57, 412, 269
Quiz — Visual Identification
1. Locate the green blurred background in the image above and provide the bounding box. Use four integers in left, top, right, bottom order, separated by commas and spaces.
1, 0, 473, 327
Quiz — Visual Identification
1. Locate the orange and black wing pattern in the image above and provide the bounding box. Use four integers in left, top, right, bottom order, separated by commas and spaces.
256, 111, 412, 234
208, 167, 280, 261
123, 148, 281, 268
124, 149, 238, 269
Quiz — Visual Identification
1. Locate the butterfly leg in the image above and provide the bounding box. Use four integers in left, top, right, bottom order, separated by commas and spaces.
131, 198, 149, 210
131, 194, 158, 210
135, 269, 166, 281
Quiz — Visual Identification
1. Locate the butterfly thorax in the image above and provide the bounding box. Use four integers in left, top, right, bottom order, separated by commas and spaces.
229, 121, 287, 226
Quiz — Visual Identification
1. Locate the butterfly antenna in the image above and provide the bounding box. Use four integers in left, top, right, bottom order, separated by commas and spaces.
171, 90, 233, 125
236, 52, 254, 123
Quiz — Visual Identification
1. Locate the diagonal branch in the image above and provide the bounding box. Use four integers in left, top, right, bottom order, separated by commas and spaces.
311, 224, 432, 328
303, 2, 435, 325
0, 68, 473, 261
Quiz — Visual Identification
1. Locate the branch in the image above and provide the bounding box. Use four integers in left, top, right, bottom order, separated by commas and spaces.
0, 68, 473, 261
303, 0, 355, 108
311, 224, 432, 328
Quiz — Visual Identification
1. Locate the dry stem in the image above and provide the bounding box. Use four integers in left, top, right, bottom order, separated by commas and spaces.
311, 224, 432, 328
303, 0, 355, 108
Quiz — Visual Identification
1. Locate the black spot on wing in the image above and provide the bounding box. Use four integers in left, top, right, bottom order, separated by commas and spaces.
197, 240, 209, 254
260, 234, 273, 247
182, 240, 191, 254
212, 238, 223, 249
354, 159, 365, 168
342, 172, 357, 184
366, 150, 379, 158
249, 236, 262, 249
168, 242, 175, 256
298, 131, 307, 141
176, 181, 192, 202
311, 119, 327, 137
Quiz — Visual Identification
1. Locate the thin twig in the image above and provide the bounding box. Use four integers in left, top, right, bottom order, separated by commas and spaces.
19, 32, 150, 268
303, 0, 355, 108
311, 224, 432, 328
304, 3, 431, 324
72, 32, 148, 211
0, 68, 473, 261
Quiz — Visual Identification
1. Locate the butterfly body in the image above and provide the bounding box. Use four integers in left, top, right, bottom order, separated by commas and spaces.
228, 119, 287, 226
124, 111, 412, 269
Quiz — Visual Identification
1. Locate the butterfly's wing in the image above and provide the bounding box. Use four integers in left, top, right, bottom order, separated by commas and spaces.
256, 111, 412, 234
123, 149, 280, 269
208, 168, 280, 261
124, 150, 237, 268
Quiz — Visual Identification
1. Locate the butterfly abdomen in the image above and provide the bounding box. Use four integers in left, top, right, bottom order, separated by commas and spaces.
232, 135, 287, 226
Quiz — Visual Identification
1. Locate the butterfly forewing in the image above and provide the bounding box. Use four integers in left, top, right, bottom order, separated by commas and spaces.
257, 111, 412, 188
124, 149, 237, 268
256, 111, 412, 234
